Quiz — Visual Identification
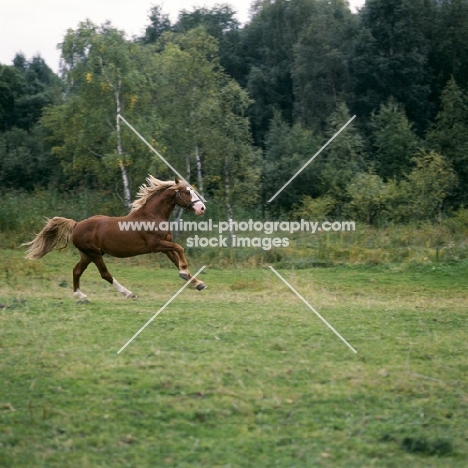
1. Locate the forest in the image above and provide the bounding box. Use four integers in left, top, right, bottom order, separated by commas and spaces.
1, 0, 468, 238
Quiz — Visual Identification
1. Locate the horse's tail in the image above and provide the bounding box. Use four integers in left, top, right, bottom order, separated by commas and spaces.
23, 217, 77, 260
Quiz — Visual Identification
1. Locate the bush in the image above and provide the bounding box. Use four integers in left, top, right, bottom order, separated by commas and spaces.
0, 189, 122, 248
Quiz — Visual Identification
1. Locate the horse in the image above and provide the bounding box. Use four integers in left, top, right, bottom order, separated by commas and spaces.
23, 176, 207, 299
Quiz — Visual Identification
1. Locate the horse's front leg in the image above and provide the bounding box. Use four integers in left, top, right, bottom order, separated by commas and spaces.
161, 234, 185, 273
155, 238, 207, 290
162, 233, 182, 270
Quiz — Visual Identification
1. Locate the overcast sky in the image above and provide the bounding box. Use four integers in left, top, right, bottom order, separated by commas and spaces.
0, 0, 365, 73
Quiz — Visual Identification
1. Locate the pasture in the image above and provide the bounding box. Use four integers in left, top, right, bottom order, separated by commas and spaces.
0, 248, 467, 467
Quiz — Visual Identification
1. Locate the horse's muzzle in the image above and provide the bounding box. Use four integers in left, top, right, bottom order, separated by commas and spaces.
193, 202, 205, 216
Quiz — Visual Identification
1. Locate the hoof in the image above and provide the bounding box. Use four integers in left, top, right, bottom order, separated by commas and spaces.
73, 290, 87, 300
179, 272, 190, 281
126, 292, 137, 299
196, 283, 207, 291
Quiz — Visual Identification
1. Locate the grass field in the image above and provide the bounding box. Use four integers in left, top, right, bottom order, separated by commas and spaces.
0, 248, 467, 467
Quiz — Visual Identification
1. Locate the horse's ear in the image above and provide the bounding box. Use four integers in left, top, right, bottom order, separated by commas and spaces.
175, 177, 181, 184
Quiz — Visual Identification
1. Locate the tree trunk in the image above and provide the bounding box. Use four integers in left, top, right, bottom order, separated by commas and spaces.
119, 161, 131, 212
173, 155, 187, 240
172, 206, 183, 241
185, 152, 191, 182
224, 155, 234, 246
115, 76, 131, 212
195, 144, 204, 197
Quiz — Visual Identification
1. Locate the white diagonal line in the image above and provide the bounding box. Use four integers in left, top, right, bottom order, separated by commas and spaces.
117, 114, 206, 203
267, 115, 356, 203
268, 266, 357, 353
117, 266, 206, 354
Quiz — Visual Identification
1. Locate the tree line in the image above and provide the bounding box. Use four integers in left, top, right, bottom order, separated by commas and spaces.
1, 0, 468, 226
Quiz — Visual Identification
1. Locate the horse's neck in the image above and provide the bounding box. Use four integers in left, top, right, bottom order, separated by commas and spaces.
136, 189, 175, 220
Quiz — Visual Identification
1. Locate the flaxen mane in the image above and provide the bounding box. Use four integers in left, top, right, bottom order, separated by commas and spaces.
130, 175, 177, 212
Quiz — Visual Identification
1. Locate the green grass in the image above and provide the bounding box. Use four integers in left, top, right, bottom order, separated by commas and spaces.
0, 249, 467, 467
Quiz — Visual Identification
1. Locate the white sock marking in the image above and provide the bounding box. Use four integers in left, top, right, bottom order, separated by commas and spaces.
113, 278, 135, 298
73, 289, 87, 299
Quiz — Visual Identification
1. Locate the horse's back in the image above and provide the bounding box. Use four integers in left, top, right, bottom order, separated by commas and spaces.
72, 215, 152, 257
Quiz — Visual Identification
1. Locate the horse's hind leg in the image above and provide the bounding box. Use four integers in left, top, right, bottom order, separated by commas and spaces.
164, 250, 180, 270
92, 254, 137, 299
73, 252, 92, 299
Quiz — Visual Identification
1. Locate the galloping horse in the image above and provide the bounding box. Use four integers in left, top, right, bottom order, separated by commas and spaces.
24, 176, 207, 299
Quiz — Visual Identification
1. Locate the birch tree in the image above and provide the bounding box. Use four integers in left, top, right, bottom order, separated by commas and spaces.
202, 80, 261, 243
44, 21, 156, 210
152, 28, 260, 235
150, 28, 220, 193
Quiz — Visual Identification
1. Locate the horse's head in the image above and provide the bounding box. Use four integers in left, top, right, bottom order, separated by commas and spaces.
174, 178, 205, 215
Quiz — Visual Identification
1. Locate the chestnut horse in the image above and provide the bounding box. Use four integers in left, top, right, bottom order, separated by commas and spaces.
24, 176, 207, 299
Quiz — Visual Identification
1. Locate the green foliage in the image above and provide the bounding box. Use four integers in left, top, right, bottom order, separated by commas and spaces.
445, 207, 468, 234
293, 150, 456, 226
293, 0, 357, 130
370, 98, 420, 180
0, 54, 60, 132
0, 189, 122, 248
429, 0, 468, 94
149, 27, 260, 213
0, 125, 61, 190
263, 112, 321, 214
44, 21, 160, 200
317, 102, 367, 205
141, 5, 172, 44
202, 79, 261, 210
346, 172, 398, 225
174, 4, 239, 39
291, 194, 336, 220
275, 102, 367, 219
2, 0, 468, 226
149, 28, 221, 183
241, 0, 319, 142
0, 56, 62, 189
426, 77, 468, 206
351, 0, 433, 131
402, 150, 458, 222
